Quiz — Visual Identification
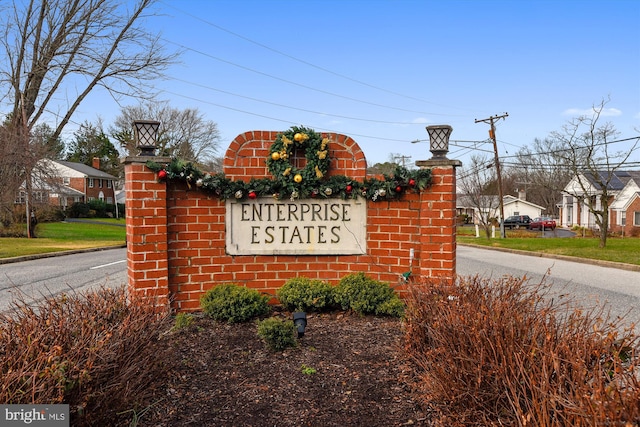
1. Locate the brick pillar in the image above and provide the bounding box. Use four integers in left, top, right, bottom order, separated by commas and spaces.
123, 156, 171, 310
415, 159, 462, 284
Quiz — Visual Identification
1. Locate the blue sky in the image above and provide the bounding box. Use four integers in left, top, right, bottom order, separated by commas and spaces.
77, 0, 640, 167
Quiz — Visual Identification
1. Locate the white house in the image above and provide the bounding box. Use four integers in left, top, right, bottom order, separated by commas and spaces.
560, 170, 640, 235
456, 193, 544, 225
502, 194, 545, 219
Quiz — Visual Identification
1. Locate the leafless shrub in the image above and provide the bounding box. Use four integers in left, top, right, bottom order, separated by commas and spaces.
404, 275, 640, 426
0, 286, 170, 425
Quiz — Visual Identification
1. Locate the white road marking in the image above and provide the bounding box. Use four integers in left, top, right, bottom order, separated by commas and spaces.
90, 260, 126, 270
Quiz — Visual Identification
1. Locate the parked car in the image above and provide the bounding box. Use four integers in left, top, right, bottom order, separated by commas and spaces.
529, 216, 556, 230
502, 215, 532, 229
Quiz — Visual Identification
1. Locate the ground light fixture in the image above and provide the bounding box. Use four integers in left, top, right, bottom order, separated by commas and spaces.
426, 125, 453, 160
293, 312, 307, 338
133, 120, 161, 156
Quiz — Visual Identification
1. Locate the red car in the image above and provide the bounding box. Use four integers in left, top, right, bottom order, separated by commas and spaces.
529, 217, 556, 230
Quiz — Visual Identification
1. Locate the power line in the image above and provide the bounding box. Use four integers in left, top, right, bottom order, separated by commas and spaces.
157, 0, 476, 114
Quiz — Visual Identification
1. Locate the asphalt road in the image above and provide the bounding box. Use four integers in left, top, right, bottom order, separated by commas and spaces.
1, 245, 639, 329
0, 248, 127, 312
457, 244, 640, 328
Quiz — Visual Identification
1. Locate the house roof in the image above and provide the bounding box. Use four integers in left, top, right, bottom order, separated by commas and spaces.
456, 194, 500, 209
503, 195, 545, 210
54, 160, 117, 179
580, 170, 640, 191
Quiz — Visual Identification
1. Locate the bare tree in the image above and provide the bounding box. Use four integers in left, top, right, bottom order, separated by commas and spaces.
508, 137, 575, 216
111, 101, 221, 165
0, 0, 177, 230
554, 99, 638, 248
457, 154, 501, 238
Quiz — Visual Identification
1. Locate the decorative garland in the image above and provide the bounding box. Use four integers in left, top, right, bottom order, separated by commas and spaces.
146, 126, 432, 202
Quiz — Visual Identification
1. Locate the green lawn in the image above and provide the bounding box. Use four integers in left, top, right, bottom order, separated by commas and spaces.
458, 231, 640, 266
0, 220, 126, 259
2, 220, 639, 267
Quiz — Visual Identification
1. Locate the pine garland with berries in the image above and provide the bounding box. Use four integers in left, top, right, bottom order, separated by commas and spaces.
146, 126, 431, 202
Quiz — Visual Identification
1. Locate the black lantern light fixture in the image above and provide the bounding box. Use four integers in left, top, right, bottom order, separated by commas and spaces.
426, 125, 453, 160
293, 312, 307, 338
133, 120, 161, 156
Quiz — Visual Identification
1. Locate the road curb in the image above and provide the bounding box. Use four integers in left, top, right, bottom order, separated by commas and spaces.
0, 245, 127, 265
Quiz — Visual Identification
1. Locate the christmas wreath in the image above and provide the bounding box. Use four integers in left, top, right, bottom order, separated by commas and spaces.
266, 126, 330, 187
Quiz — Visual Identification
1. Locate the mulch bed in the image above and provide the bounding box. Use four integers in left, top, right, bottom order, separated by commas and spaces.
138, 310, 431, 426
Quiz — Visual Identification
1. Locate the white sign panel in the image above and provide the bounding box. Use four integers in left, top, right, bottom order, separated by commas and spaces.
226, 198, 367, 255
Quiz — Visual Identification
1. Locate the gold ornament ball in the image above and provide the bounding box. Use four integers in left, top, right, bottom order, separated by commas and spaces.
294, 133, 304, 142
271, 152, 280, 161
294, 174, 303, 183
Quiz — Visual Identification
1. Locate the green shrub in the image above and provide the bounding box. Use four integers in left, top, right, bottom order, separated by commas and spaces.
334, 272, 404, 317
68, 202, 91, 218
171, 312, 195, 331
257, 317, 297, 351
276, 277, 334, 312
200, 283, 271, 323
376, 297, 406, 317
88, 199, 108, 217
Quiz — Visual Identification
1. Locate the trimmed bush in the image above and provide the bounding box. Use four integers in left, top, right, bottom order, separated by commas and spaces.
276, 277, 334, 312
200, 283, 271, 323
334, 272, 404, 317
256, 317, 297, 351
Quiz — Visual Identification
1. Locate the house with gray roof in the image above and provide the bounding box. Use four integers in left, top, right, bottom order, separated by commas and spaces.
17, 158, 118, 210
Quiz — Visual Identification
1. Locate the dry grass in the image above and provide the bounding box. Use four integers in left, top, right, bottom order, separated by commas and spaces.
404, 275, 640, 426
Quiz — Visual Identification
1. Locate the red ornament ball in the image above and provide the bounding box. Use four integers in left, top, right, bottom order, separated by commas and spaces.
408, 178, 416, 187
158, 169, 167, 180
346, 184, 353, 193
248, 191, 257, 199
395, 185, 402, 193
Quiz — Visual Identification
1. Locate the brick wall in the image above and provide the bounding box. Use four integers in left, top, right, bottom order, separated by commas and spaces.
124, 131, 460, 312
610, 195, 640, 237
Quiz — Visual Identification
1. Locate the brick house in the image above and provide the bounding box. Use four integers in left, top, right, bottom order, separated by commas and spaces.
17, 158, 118, 209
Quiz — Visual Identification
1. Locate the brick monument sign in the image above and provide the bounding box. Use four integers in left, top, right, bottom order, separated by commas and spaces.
123, 126, 461, 312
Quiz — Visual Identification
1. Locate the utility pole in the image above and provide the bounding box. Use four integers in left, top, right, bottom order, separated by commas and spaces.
392, 154, 412, 168
475, 113, 509, 238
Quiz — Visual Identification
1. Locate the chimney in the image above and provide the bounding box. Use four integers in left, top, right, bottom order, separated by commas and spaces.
92, 157, 100, 170
518, 190, 526, 201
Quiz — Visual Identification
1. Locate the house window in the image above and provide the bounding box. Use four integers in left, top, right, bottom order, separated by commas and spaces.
63, 177, 70, 186
106, 197, 113, 204
621, 211, 626, 226
88, 197, 95, 202
634, 212, 640, 226
107, 180, 112, 189
88, 178, 94, 188
15, 191, 26, 204
33, 191, 47, 203
99, 179, 103, 188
